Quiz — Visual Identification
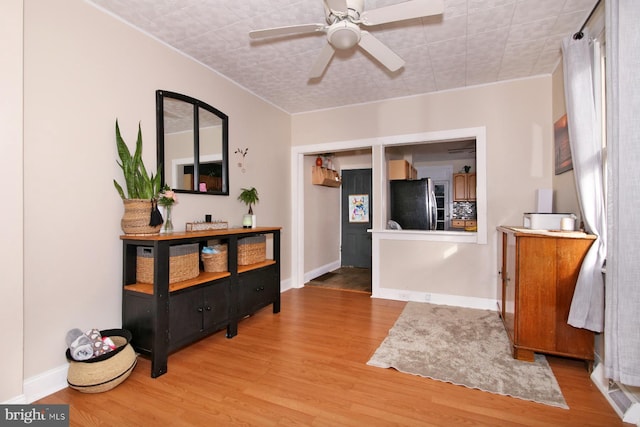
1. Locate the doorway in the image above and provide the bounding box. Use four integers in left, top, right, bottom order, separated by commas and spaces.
305, 168, 373, 294
291, 126, 487, 292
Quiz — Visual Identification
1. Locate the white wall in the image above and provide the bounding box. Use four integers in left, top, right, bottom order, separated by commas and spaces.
304, 155, 341, 274
0, 0, 25, 403
15, 0, 290, 401
292, 77, 554, 302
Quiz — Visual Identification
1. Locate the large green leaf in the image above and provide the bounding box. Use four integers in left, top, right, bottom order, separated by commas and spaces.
113, 119, 160, 200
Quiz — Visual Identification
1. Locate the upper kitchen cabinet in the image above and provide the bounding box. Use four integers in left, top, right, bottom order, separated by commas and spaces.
453, 173, 476, 201
388, 159, 417, 180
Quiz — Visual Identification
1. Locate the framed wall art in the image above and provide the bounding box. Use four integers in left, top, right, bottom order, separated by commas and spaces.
554, 114, 573, 175
348, 194, 369, 223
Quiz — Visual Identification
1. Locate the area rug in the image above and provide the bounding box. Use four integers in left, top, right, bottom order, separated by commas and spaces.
367, 302, 568, 409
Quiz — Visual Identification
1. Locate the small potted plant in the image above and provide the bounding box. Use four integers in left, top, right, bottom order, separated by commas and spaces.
237, 187, 259, 228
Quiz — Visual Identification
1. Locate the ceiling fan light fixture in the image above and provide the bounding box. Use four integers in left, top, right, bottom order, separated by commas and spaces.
327, 21, 361, 49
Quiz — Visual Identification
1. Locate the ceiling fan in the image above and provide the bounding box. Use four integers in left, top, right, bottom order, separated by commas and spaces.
249, 0, 444, 79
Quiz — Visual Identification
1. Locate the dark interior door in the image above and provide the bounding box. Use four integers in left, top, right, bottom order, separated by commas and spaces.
341, 169, 372, 268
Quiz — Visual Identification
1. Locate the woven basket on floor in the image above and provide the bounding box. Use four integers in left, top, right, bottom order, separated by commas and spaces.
66, 329, 137, 393
238, 235, 266, 266
136, 244, 199, 284
201, 244, 228, 272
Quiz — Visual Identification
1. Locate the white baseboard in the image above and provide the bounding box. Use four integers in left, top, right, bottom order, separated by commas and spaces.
591, 363, 640, 426
22, 364, 69, 403
3, 395, 27, 405
280, 277, 292, 293
1, 364, 70, 404
303, 260, 341, 284
371, 287, 498, 311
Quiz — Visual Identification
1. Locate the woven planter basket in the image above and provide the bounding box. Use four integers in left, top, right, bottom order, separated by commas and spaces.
202, 244, 228, 272
121, 199, 161, 235
66, 329, 137, 393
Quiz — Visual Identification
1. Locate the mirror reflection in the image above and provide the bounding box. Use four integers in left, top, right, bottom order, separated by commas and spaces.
156, 90, 229, 195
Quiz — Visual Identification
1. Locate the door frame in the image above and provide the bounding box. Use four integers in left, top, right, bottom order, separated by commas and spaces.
290, 127, 487, 291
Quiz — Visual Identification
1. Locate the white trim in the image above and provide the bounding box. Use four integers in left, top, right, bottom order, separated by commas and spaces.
591, 363, 640, 425
303, 260, 342, 284
371, 229, 478, 243
20, 364, 69, 404
279, 277, 293, 294
371, 288, 497, 311
290, 75, 551, 116
291, 126, 487, 290
3, 395, 27, 405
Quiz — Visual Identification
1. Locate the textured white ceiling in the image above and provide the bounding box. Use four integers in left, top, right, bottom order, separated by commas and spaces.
87, 0, 597, 114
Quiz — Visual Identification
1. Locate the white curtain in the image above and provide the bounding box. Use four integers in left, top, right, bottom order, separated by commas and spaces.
604, 0, 640, 387
561, 35, 607, 333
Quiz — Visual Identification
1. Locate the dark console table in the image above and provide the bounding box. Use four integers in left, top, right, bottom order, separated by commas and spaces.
121, 227, 281, 377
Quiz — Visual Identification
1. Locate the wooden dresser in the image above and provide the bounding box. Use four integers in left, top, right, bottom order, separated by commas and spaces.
496, 226, 596, 363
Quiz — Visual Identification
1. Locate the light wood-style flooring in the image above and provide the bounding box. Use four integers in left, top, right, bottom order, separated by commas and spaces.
38, 287, 624, 426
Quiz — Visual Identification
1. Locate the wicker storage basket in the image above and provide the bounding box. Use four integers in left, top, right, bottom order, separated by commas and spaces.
136, 244, 199, 284
201, 244, 228, 272
66, 329, 137, 393
238, 235, 266, 265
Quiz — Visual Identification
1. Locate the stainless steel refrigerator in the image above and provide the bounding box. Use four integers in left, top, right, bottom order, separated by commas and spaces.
389, 178, 437, 230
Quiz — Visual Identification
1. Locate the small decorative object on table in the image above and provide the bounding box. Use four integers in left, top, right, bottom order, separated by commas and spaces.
185, 220, 228, 231
158, 185, 178, 233
237, 187, 259, 228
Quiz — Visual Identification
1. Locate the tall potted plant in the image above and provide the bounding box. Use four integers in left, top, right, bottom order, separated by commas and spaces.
237, 187, 259, 228
113, 120, 163, 235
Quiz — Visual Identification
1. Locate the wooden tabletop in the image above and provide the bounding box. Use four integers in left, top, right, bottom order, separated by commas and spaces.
497, 225, 596, 240
120, 226, 282, 241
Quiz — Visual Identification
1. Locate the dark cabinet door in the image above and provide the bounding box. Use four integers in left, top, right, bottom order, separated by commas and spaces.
203, 281, 229, 331
237, 266, 277, 318
169, 280, 229, 350
170, 289, 204, 348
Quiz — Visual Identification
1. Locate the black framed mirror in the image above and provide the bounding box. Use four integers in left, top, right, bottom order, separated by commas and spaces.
156, 90, 229, 195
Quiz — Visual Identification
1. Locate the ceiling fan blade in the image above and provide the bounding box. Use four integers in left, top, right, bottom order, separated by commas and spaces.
357, 31, 404, 72
309, 43, 336, 79
325, 0, 348, 13
249, 23, 325, 39
361, 0, 444, 26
